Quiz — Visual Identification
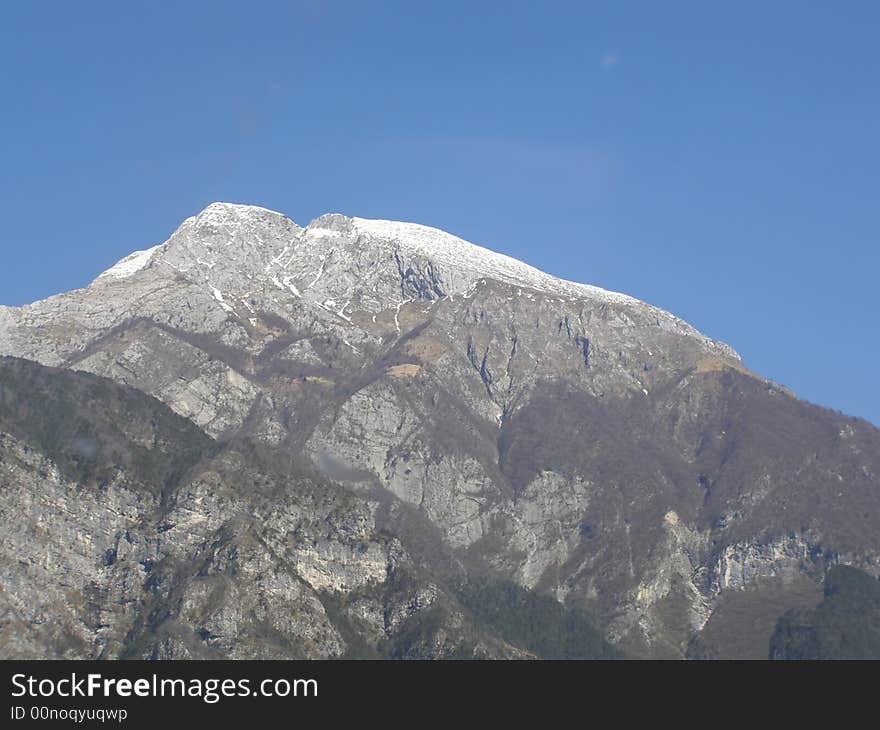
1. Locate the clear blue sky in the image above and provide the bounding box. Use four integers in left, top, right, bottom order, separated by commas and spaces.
1, 1, 878, 425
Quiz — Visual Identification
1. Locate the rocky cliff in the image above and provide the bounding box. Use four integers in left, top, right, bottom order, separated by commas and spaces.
1, 202, 878, 658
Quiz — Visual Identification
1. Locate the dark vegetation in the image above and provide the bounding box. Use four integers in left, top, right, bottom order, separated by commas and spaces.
0, 356, 213, 495
455, 578, 621, 659
769, 565, 880, 659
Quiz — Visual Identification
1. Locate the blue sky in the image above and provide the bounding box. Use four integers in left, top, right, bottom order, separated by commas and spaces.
1, 1, 878, 425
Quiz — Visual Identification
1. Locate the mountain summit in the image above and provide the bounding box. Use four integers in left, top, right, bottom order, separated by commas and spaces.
0, 203, 877, 659
94, 201, 735, 356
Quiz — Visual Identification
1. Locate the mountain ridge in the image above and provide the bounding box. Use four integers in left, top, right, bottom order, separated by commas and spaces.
0, 202, 877, 659
82, 201, 738, 361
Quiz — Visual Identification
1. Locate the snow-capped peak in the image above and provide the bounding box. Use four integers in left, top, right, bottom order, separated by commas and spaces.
96, 244, 164, 280
351, 217, 637, 305
195, 202, 292, 224
84, 203, 736, 361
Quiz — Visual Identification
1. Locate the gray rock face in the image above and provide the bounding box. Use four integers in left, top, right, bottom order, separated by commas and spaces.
1, 202, 878, 659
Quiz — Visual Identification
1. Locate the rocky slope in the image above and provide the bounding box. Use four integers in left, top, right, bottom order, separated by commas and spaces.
0, 202, 878, 658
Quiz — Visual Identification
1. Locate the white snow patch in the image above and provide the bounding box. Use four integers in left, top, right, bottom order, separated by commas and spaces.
196, 202, 289, 228
210, 286, 235, 313
267, 245, 291, 271
305, 227, 342, 238
308, 255, 329, 289
393, 300, 406, 335
96, 244, 162, 280
351, 217, 637, 305
272, 275, 302, 298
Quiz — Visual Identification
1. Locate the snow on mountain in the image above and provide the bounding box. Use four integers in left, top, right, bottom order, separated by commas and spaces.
96, 244, 164, 280
350, 217, 637, 306
96, 203, 626, 301
94, 202, 637, 307
81, 202, 736, 360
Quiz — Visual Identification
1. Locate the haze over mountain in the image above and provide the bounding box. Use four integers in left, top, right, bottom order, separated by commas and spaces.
0, 203, 878, 659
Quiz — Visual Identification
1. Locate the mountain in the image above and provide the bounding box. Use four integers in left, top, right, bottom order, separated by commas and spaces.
1, 202, 878, 659
769, 564, 880, 660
